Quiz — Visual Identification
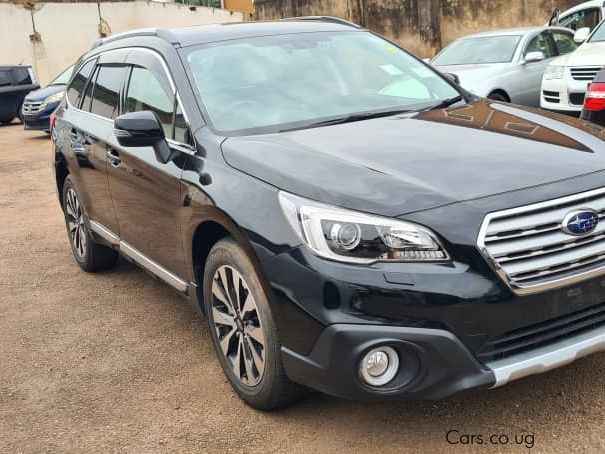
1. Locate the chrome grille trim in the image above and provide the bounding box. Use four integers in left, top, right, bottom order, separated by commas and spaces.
21, 100, 45, 115
477, 187, 605, 295
570, 66, 601, 81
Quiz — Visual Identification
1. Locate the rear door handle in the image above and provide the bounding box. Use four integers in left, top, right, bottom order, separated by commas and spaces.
106, 148, 121, 167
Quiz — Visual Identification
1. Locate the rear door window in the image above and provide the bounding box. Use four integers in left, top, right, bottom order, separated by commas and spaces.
66, 60, 95, 107
0, 70, 12, 87
90, 65, 127, 119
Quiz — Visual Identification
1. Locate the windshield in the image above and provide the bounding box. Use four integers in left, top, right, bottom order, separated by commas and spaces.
432, 35, 522, 65
184, 31, 459, 134
589, 20, 605, 42
50, 65, 74, 86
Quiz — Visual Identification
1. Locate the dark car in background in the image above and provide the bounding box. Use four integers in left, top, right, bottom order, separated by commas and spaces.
581, 67, 605, 126
22, 65, 73, 133
0, 65, 39, 125
52, 18, 605, 410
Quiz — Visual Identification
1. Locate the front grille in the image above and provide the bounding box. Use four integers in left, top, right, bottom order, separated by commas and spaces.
478, 301, 605, 362
543, 90, 560, 104
569, 92, 586, 106
21, 100, 45, 115
478, 188, 605, 293
570, 66, 601, 81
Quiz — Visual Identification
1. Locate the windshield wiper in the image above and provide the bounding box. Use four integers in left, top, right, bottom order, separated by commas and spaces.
279, 108, 413, 132
420, 95, 464, 112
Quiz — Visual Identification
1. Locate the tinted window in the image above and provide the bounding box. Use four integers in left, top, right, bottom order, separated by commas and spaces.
125, 67, 174, 137
432, 35, 522, 65
13, 68, 32, 85
0, 70, 11, 87
560, 8, 602, 31
525, 32, 555, 58
90, 65, 126, 119
552, 31, 578, 54
66, 60, 95, 107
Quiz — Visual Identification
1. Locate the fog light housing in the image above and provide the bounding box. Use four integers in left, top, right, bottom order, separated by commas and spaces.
359, 346, 399, 387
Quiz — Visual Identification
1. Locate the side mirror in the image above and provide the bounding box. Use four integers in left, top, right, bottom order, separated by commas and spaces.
574, 27, 591, 44
524, 51, 545, 64
114, 111, 173, 164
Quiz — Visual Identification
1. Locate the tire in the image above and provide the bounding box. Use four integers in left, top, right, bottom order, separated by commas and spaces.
487, 91, 509, 103
203, 238, 305, 410
0, 116, 14, 125
62, 176, 118, 272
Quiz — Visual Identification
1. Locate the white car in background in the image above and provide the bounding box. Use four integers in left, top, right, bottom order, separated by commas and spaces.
550, 0, 604, 32
541, 19, 605, 114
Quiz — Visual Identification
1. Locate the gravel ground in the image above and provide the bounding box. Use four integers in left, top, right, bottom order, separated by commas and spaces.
2, 123, 605, 453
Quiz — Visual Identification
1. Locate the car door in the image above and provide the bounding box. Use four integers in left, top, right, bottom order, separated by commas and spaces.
515, 32, 557, 106
106, 49, 192, 278
60, 52, 128, 235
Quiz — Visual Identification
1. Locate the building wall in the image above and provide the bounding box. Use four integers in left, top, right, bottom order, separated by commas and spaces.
254, 0, 586, 57
0, 1, 243, 84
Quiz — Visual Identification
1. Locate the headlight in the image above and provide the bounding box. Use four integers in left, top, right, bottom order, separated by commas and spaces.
44, 91, 64, 104
278, 192, 449, 264
544, 66, 565, 80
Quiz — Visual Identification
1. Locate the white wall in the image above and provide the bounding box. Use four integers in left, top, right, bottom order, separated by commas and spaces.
0, 1, 244, 84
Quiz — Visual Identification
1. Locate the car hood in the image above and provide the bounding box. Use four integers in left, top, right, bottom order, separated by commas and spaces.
222, 100, 605, 217
559, 42, 605, 66
24, 84, 65, 102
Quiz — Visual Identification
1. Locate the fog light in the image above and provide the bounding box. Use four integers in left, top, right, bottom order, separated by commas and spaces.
359, 346, 399, 387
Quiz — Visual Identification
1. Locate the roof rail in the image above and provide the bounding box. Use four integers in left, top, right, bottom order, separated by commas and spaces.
283, 16, 362, 29
90, 28, 160, 49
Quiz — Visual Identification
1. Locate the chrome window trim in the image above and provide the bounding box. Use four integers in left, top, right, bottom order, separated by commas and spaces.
65, 46, 195, 153
477, 186, 605, 295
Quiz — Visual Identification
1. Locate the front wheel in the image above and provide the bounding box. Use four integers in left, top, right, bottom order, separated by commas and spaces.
62, 176, 118, 272
203, 238, 305, 410
0, 116, 14, 125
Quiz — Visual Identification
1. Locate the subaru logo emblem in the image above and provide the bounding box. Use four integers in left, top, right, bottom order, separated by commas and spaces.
562, 209, 599, 236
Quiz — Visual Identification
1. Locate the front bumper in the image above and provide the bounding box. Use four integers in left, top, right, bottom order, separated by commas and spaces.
281, 321, 605, 399
540, 74, 586, 114
22, 102, 59, 132
264, 242, 605, 399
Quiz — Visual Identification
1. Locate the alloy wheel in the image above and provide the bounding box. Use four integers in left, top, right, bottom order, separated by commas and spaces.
211, 265, 266, 387
65, 187, 87, 259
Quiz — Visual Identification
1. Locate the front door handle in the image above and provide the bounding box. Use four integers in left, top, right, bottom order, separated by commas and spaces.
106, 148, 121, 167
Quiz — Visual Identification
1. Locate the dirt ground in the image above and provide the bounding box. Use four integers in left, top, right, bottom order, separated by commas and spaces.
2, 122, 605, 453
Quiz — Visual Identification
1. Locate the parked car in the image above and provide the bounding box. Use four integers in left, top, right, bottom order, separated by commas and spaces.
53, 18, 605, 410
431, 26, 577, 106
581, 66, 605, 125
0, 65, 39, 125
541, 18, 605, 114
550, 0, 604, 32
22, 65, 73, 133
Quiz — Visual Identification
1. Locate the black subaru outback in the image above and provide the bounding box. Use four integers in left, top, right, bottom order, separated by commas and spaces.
52, 18, 605, 410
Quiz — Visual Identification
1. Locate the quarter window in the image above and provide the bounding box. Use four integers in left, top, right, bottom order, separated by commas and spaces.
125, 67, 174, 138
66, 60, 95, 107
90, 65, 127, 119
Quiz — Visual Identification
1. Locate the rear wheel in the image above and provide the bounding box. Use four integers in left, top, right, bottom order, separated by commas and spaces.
62, 176, 118, 272
203, 238, 305, 410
